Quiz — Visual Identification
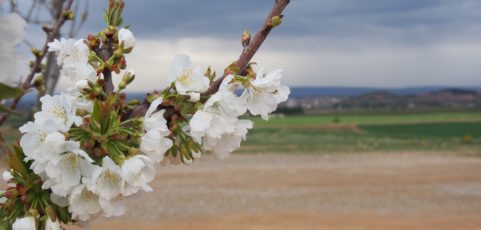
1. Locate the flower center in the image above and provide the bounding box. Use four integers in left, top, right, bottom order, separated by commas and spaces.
60, 152, 79, 173
81, 188, 97, 201
178, 69, 194, 86
50, 106, 67, 122
39, 132, 47, 142
101, 169, 121, 187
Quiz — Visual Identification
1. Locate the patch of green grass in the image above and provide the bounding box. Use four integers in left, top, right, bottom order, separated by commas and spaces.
360, 122, 481, 139
239, 127, 469, 154
252, 111, 481, 128
240, 113, 481, 154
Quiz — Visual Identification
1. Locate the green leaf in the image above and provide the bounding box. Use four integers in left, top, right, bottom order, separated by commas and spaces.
92, 101, 101, 124
0, 83, 23, 100
7, 146, 28, 177
103, 11, 110, 25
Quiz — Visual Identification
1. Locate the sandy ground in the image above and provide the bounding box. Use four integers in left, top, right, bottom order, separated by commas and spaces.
61, 152, 481, 229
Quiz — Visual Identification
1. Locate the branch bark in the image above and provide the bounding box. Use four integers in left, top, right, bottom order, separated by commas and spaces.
0, 0, 75, 126
130, 0, 290, 118
203, 0, 290, 96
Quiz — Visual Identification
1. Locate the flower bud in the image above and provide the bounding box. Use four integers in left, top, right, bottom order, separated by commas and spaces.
122, 70, 135, 84
118, 28, 135, 49
113, 48, 123, 58
16, 184, 27, 196
75, 80, 90, 91
191, 151, 201, 159
62, 10, 75, 20
241, 30, 251, 48
45, 206, 57, 223
181, 154, 192, 165
269, 15, 282, 27
31, 47, 43, 58
87, 34, 99, 48
118, 81, 127, 90
5, 188, 18, 199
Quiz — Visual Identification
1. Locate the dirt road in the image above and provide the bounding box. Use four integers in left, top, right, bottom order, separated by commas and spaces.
62, 152, 481, 229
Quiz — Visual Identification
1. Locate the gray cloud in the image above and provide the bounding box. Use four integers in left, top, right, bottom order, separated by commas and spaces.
16, 0, 481, 89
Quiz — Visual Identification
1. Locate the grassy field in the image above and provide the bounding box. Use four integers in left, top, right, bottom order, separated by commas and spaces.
1, 111, 481, 155
240, 112, 481, 154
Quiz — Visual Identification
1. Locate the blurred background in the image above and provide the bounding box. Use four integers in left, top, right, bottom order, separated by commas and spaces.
2, 0, 481, 229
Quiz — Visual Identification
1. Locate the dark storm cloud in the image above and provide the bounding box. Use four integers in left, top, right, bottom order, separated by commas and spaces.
81, 0, 481, 45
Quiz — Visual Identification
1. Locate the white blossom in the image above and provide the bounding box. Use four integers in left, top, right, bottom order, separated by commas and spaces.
75, 79, 90, 90
47, 38, 75, 66
48, 39, 96, 81
45, 217, 61, 230
122, 155, 155, 196
118, 28, 135, 49
34, 94, 83, 132
63, 85, 94, 113
189, 79, 245, 144
190, 111, 236, 144
140, 130, 173, 163
50, 194, 68, 207
43, 141, 95, 196
68, 184, 102, 221
99, 197, 125, 217
140, 97, 173, 162
0, 13, 27, 86
241, 69, 290, 120
83, 157, 124, 200
167, 54, 210, 99
12, 216, 36, 230
19, 122, 66, 173
206, 119, 253, 159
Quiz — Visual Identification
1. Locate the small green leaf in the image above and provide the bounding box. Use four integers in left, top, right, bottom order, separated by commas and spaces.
103, 11, 109, 24
7, 146, 28, 177
92, 101, 101, 124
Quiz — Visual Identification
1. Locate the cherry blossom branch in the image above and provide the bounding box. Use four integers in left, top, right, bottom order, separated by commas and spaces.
129, 0, 290, 118
203, 0, 290, 96
0, 0, 75, 126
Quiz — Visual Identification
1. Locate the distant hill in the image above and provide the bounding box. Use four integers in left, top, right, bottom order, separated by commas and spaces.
12, 86, 481, 110
283, 88, 481, 113
285, 86, 481, 99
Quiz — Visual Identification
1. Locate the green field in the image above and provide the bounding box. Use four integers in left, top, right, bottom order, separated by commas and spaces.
2, 111, 481, 155
240, 112, 481, 154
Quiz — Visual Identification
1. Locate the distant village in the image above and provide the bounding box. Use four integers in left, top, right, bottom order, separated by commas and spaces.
278, 88, 481, 114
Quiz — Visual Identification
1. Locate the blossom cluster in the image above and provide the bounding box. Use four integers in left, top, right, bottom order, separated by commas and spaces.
1, 0, 289, 228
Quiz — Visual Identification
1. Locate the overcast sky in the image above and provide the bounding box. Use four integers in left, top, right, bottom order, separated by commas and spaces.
14, 0, 481, 91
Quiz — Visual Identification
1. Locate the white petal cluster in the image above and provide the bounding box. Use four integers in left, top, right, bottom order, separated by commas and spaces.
167, 54, 210, 102
241, 69, 290, 120
186, 65, 289, 158
0, 13, 27, 86
43, 141, 94, 196
14, 28, 168, 223
48, 39, 96, 81
140, 97, 173, 162
189, 75, 252, 158
34, 94, 83, 132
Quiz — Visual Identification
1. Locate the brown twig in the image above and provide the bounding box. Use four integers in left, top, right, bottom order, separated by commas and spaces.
0, 0, 75, 126
203, 0, 290, 96
129, 0, 290, 118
